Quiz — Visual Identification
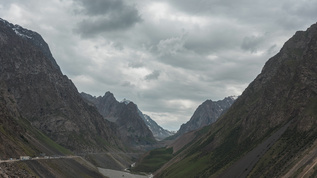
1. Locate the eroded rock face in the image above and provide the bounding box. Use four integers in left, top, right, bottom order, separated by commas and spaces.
0, 18, 122, 153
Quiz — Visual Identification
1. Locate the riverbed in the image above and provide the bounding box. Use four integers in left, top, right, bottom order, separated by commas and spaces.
98, 167, 151, 178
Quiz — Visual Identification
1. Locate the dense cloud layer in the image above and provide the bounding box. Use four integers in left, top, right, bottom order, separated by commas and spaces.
1, 0, 316, 130
74, 0, 142, 37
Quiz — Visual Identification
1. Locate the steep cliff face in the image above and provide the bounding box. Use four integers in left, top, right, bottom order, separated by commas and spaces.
176, 96, 236, 137
0, 18, 122, 153
0, 80, 73, 160
81, 92, 156, 147
0, 82, 36, 159
156, 23, 317, 178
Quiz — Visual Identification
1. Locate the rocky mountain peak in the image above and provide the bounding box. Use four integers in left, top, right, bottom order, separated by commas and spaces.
80, 92, 157, 147
0, 18, 59, 70
103, 91, 114, 98
172, 96, 236, 138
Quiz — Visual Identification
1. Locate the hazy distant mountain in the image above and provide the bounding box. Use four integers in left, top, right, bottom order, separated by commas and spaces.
81, 92, 157, 147
169, 96, 236, 140
0, 18, 122, 153
156, 22, 317, 177
179, 96, 236, 135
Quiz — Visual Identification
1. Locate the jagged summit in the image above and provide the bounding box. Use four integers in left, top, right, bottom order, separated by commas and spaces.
121, 98, 132, 105
171, 96, 236, 139
81, 92, 173, 141
81, 92, 157, 146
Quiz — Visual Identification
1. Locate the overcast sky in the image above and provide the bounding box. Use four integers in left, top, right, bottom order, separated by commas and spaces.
1, 0, 316, 131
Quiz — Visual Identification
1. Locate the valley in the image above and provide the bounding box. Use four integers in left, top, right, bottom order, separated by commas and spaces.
0, 11, 317, 178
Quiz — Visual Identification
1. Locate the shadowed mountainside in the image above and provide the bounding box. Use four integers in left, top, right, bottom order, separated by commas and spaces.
156, 22, 317, 178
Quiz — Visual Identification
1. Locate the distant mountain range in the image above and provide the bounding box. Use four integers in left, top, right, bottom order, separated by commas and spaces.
81, 92, 173, 142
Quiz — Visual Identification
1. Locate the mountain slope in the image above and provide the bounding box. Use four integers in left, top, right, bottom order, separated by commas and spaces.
0, 81, 72, 159
81, 92, 157, 147
122, 98, 174, 140
156, 23, 317, 177
0, 18, 122, 153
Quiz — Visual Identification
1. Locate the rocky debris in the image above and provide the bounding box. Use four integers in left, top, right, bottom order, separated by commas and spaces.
0, 163, 34, 178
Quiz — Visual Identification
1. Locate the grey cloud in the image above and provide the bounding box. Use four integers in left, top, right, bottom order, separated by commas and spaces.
74, 0, 142, 37
128, 60, 144, 68
241, 35, 265, 53
112, 42, 124, 50
267, 44, 277, 55
144, 70, 160, 81
76, 0, 124, 16
157, 35, 185, 56
121, 81, 135, 87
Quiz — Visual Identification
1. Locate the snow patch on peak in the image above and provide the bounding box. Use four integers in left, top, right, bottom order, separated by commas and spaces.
229, 95, 239, 100
121, 98, 132, 105
12, 25, 32, 39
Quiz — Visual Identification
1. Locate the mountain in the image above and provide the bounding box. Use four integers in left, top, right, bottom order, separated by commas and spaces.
0, 18, 122, 153
81, 92, 157, 147
173, 96, 236, 139
0, 81, 71, 159
141, 114, 174, 140
121, 98, 174, 140
0, 64, 103, 178
155, 23, 317, 177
